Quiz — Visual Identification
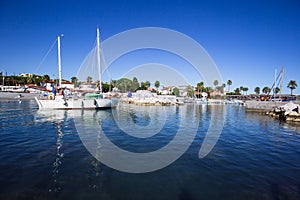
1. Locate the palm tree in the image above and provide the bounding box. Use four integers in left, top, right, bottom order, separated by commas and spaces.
87, 76, 93, 84
186, 85, 194, 97
205, 87, 213, 94
239, 86, 243, 94
71, 76, 78, 84
273, 87, 280, 95
111, 80, 117, 88
196, 82, 204, 92
243, 87, 249, 95
287, 80, 297, 95
145, 81, 151, 88
227, 80, 232, 92
213, 80, 219, 89
254, 87, 260, 95
262, 86, 271, 94
234, 88, 240, 95
154, 80, 160, 91
43, 74, 50, 82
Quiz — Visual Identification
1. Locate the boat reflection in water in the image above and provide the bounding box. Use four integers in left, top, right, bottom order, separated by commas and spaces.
34, 109, 109, 195
34, 110, 67, 194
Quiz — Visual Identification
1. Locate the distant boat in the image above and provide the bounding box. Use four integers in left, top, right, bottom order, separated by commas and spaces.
35, 29, 116, 110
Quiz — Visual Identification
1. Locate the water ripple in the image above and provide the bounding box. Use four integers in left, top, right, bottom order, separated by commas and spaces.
0, 101, 299, 199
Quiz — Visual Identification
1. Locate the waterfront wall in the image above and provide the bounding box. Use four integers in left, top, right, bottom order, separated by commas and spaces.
245, 101, 287, 112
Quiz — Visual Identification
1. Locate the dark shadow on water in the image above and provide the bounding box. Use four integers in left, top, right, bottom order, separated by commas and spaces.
129, 111, 151, 126
179, 188, 195, 200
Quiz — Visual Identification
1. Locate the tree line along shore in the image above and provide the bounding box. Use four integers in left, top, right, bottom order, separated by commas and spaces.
0, 74, 298, 99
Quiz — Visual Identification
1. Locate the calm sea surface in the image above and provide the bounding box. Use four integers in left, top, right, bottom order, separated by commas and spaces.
0, 100, 299, 200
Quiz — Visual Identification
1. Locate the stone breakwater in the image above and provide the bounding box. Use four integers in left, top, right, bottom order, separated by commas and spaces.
266, 102, 300, 122
245, 100, 287, 112
119, 90, 184, 106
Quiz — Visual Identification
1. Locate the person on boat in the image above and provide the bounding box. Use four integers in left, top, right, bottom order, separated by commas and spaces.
62, 87, 68, 106
52, 85, 56, 99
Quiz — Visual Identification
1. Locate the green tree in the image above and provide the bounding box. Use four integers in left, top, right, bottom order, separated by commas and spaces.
243, 87, 248, 95
132, 77, 139, 92
273, 87, 280, 95
72, 77, 80, 87
221, 83, 226, 93
234, 88, 240, 95
262, 86, 271, 94
140, 82, 146, 90
205, 87, 213, 93
173, 87, 180, 97
111, 80, 117, 88
287, 80, 297, 95
154, 80, 160, 90
87, 76, 93, 84
196, 82, 204, 92
140, 81, 151, 90
26, 76, 33, 84
254, 87, 260, 95
213, 80, 219, 89
34, 77, 43, 85
222, 83, 226, 88
186, 85, 194, 97
102, 82, 110, 93
239, 86, 244, 94
43, 74, 50, 82
145, 81, 151, 88
116, 78, 133, 92
227, 80, 232, 92
71, 76, 78, 84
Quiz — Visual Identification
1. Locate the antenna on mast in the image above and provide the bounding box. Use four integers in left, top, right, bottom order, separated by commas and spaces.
279, 67, 284, 99
58, 34, 64, 87
96, 27, 102, 93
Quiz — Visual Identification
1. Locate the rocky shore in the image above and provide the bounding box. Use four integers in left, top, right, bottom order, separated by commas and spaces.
266, 102, 300, 122
119, 90, 184, 106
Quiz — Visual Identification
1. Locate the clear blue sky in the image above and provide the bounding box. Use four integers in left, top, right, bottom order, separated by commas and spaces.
1, 0, 299, 94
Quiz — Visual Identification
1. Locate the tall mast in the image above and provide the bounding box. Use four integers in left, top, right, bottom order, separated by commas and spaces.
274, 68, 277, 98
97, 28, 102, 93
58, 35, 62, 87
279, 67, 284, 99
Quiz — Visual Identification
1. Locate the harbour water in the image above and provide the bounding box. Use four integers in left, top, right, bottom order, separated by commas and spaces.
0, 100, 299, 199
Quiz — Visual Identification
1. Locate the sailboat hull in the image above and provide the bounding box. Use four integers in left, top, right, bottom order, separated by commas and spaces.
35, 96, 116, 110
94, 98, 117, 109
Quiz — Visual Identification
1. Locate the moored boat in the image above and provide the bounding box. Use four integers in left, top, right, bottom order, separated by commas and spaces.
35, 28, 117, 110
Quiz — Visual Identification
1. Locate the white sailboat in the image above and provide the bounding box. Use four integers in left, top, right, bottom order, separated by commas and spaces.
35, 29, 115, 110
84, 28, 113, 109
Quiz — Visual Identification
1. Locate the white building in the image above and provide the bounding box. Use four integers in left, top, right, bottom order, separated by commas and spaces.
44, 82, 74, 91
19, 73, 33, 77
